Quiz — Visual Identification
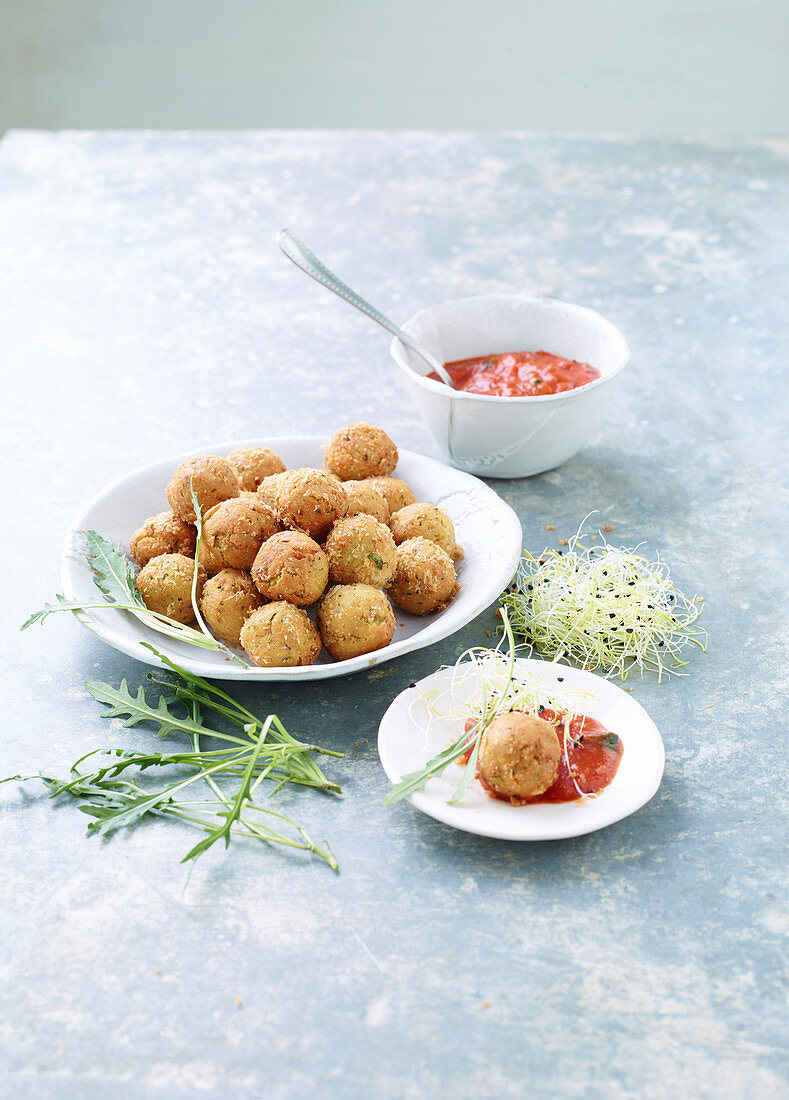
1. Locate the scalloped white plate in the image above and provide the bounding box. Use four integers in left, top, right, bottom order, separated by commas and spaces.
60, 436, 523, 681
378, 658, 665, 839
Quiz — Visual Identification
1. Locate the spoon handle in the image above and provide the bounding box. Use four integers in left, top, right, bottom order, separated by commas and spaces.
277, 229, 454, 387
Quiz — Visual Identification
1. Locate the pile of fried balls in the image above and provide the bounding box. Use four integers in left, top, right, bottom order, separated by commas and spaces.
129, 423, 462, 667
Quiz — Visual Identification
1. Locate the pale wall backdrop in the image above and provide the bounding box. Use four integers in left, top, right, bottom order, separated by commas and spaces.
1, 0, 787, 136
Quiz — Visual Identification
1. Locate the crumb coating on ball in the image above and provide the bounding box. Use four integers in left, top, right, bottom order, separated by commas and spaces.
388, 537, 459, 616
200, 568, 264, 646
251, 530, 328, 606
276, 468, 348, 541
325, 514, 397, 588
225, 447, 287, 491
366, 476, 416, 515
389, 502, 461, 560
129, 511, 196, 568
240, 602, 322, 667
134, 553, 206, 624
166, 455, 240, 523
200, 494, 280, 572
478, 713, 561, 800
317, 583, 396, 661
341, 480, 391, 524
324, 423, 398, 481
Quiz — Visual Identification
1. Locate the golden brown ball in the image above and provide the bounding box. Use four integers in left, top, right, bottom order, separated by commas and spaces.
341, 480, 391, 524
367, 476, 416, 515
388, 537, 458, 616
200, 494, 280, 572
256, 471, 289, 512
199, 569, 264, 646
478, 713, 561, 800
324, 423, 398, 481
225, 447, 287, 491
251, 530, 328, 606
389, 502, 461, 560
129, 511, 196, 568
134, 553, 205, 624
325, 514, 397, 588
317, 584, 396, 661
165, 456, 240, 523
240, 602, 322, 667
276, 468, 348, 542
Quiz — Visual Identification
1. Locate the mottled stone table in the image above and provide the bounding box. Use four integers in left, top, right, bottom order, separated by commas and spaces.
1, 131, 787, 1099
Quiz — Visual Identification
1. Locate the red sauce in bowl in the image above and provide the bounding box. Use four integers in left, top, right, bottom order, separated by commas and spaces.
462, 708, 623, 806
428, 350, 600, 397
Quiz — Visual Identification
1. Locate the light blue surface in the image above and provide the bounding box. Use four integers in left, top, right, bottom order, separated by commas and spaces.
1, 130, 787, 1098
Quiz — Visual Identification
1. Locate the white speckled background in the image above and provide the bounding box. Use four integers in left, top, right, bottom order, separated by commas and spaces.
1, 131, 787, 1098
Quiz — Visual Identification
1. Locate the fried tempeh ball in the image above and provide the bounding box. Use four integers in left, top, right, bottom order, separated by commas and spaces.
200, 494, 280, 572
317, 584, 396, 661
341, 480, 391, 524
389, 502, 462, 561
478, 713, 561, 800
240, 602, 322, 667
388, 537, 458, 616
251, 530, 328, 606
199, 568, 264, 646
225, 446, 287, 491
324, 423, 398, 481
276, 468, 348, 542
366, 476, 416, 515
324, 514, 397, 588
134, 553, 205, 624
166, 455, 240, 523
129, 511, 196, 568
256, 471, 290, 512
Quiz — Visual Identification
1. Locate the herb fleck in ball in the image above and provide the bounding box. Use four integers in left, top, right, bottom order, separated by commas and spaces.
388, 537, 459, 616
225, 447, 287, 491
389, 502, 461, 560
341, 480, 391, 524
200, 494, 280, 572
478, 713, 561, 800
317, 584, 396, 661
325, 514, 397, 588
324, 423, 398, 481
367, 476, 416, 514
166, 456, 240, 523
251, 530, 328, 606
134, 553, 205, 624
240, 602, 322, 667
200, 568, 264, 646
130, 511, 196, 568
276, 468, 348, 542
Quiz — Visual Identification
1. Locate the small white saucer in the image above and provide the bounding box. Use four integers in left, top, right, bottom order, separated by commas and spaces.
378, 658, 664, 840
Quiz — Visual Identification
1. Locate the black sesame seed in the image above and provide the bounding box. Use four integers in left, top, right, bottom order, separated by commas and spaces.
557, 676, 564, 682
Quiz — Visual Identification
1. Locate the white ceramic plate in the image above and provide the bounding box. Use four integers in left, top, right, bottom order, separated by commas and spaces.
378, 658, 665, 839
60, 436, 523, 681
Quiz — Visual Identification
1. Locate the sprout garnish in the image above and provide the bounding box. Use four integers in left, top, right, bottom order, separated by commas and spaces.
501, 519, 706, 681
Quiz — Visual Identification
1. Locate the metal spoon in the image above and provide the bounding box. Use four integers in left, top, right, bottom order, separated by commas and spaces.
277, 229, 455, 387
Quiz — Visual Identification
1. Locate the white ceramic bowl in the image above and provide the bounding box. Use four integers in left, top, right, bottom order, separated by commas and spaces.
390, 295, 630, 478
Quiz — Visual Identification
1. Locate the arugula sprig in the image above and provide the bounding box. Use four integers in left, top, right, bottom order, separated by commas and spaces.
4, 650, 343, 870
23, 529, 230, 655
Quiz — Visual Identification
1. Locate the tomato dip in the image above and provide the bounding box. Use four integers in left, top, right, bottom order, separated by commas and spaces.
429, 350, 600, 397
463, 708, 623, 806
